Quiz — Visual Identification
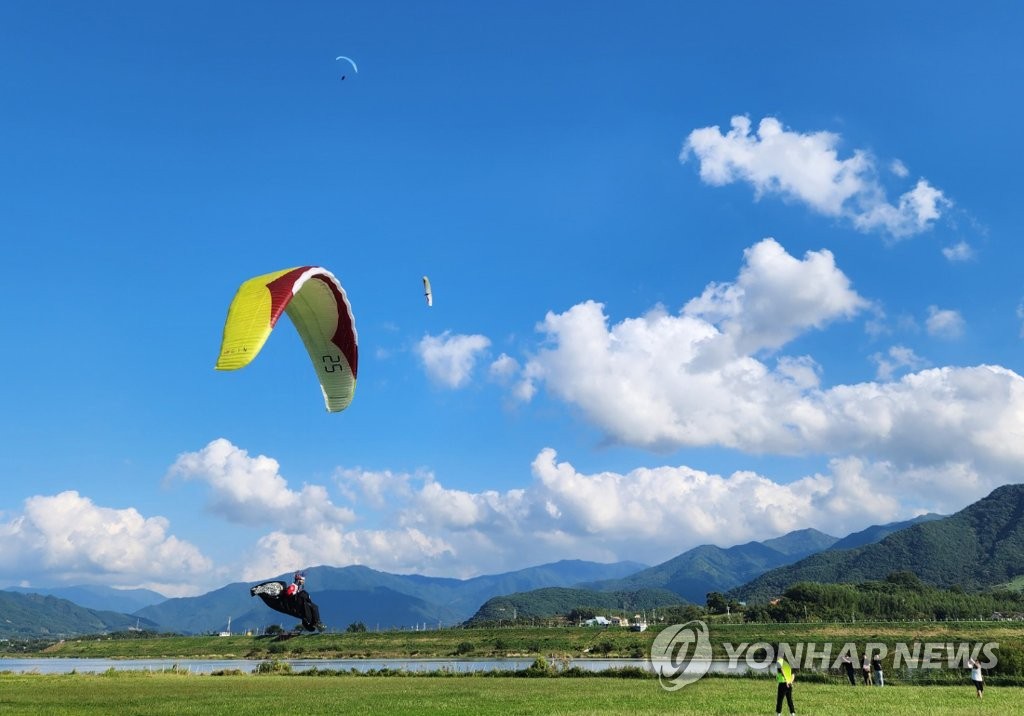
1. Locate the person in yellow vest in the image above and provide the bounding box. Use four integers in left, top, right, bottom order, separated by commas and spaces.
774, 647, 796, 716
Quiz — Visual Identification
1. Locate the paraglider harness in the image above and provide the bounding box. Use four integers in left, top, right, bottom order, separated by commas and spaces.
250, 578, 322, 632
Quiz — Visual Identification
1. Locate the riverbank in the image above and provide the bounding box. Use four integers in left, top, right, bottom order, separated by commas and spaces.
28, 622, 1024, 662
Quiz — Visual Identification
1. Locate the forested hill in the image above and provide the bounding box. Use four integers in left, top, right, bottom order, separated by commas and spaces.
824, 513, 944, 551
732, 484, 1024, 603
579, 528, 838, 603
0, 591, 159, 638
2, 584, 166, 614
466, 587, 684, 625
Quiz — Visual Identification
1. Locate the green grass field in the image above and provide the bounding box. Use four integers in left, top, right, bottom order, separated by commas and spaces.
0, 673, 1013, 715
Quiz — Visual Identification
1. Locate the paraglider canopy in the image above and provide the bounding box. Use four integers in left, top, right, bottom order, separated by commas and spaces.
215, 266, 358, 413
336, 55, 358, 80
422, 276, 432, 307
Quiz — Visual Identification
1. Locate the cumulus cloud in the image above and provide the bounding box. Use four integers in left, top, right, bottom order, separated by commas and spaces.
681, 115, 951, 239
168, 438, 355, 530
241, 525, 456, 581
512, 241, 1024, 477
853, 179, 950, 237
244, 446, 1006, 577
176, 428, 1024, 579
336, 467, 417, 510
925, 306, 965, 339
516, 239, 867, 450
942, 241, 974, 262
488, 353, 519, 382
683, 238, 868, 355
417, 332, 492, 388
0, 491, 211, 596
872, 345, 928, 381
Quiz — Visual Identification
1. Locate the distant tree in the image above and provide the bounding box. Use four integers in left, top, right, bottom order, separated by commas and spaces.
660, 604, 706, 623
346, 622, 367, 633
265, 624, 284, 635
566, 607, 597, 623
886, 571, 925, 591
744, 605, 772, 623
706, 592, 728, 614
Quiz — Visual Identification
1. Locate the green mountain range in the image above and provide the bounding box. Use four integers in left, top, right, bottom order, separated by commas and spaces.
0, 591, 160, 638
462, 516, 957, 621
580, 528, 840, 603
826, 513, 943, 551
732, 484, 1024, 602
2, 584, 167, 614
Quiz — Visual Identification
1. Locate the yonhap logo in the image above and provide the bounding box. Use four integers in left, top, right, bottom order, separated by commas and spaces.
649, 620, 713, 691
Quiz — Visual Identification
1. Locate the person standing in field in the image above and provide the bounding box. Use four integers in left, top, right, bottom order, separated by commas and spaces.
861, 659, 872, 685
968, 658, 984, 699
842, 655, 857, 685
774, 649, 796, 716
871, 653, 884, 686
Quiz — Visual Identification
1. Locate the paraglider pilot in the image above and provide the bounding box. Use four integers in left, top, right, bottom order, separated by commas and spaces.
286, 572, 323, 631
250, 572, 324, 632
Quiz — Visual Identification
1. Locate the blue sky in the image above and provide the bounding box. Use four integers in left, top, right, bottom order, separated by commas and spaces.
2, 2, 1023, 596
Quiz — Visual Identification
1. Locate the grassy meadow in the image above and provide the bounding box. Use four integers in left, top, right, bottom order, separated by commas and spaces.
3, 622, 1021, 714
0, 672, 1014, 715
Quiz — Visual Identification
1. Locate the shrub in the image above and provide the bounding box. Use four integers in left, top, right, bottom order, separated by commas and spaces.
520, 657, 554, 677
254, 659, 293, 674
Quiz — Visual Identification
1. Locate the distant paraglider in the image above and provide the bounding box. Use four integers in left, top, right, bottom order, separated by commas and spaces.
215, 266, 358, 413
422, 276, 432, 307
336, 55, 358, 80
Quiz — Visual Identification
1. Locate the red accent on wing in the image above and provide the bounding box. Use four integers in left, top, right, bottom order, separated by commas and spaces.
265, 267, 358, 379
312, 275, 359, 379
265, 267, 313, 328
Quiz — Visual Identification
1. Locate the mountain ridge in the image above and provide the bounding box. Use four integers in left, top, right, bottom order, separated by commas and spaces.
732, 484, 1024, 602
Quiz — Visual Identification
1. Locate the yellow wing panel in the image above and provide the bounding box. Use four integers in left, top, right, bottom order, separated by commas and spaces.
215, 268, 297, 371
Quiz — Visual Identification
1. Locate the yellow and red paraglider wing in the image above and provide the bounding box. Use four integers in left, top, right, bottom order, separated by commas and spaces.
215, 266, 358, 413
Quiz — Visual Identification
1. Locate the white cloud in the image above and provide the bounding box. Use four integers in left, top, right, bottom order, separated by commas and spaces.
336, 467, 416, 510
241, 446, 1006, 577
872, 345, 928, 381
168, 438, 355, 530
516, 239, 867, 450
0, 491, 211, 596
417, 332, 492, 388
942, 241, 974, 262
241, 525, 456, 581
682, 115, 951, 239
925, 306, 965, 339
488, 353, 519, 382
683, 238, 868, 355
890, 159, 909, 178
853, 179, 951, 238
511, 240, 1024, 477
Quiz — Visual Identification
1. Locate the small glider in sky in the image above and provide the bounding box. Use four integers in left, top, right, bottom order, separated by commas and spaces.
422, 276, 432, 307
336, 55, 358, 80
